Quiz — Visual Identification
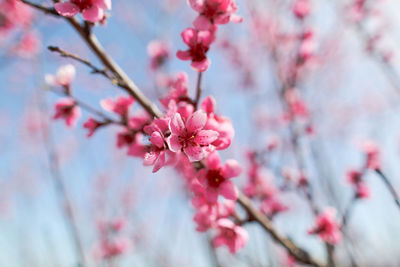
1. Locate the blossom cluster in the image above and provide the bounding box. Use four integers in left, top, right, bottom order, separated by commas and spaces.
177, 0, 242, 72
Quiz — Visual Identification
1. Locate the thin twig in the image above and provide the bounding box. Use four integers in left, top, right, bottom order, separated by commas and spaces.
375, 169, 400, 211
47, 46, 118, 83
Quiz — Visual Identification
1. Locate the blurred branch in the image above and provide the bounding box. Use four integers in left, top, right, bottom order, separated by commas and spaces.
375, 169, 400, 211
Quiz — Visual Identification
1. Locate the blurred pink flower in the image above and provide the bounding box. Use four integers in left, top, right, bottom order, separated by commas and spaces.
147, 40, 169, 70
213, 218, 248, 253
53, 98, 81, 127
45, 64, 76, 87
308, 207, 342, 245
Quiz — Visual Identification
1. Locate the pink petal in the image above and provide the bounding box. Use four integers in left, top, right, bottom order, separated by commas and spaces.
221, 159, 242, 178
198, 30, 214, 46
205, 188, 219, 203
153, 151, 166, 173
176, 50, 191, 60
206, 151, 221, 170
82, 6, 104, 23
191, 58, 210, 72
100, 98, 114, 112
143, 151, 158, 166
93, 0, 112, 10
213, 236, 226, 248
186, 110, 207, 133
219, 181, 238, 200
167, 135, 182, 152
169, 113, 185, 135
188, 0, 204, 12
194, 130, 219, 145
184, 145, 205, 162
181, 28, 196, 45
54, 2, 79, 17
201, 96, 216, 114
150, 132, 164, 148
193, 15, 212, 30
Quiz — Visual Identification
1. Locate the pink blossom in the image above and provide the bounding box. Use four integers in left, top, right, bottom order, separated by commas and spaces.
292, 0, 311, 19
193, 205, 216, 232
0, 0, 34, 33
147, 40, 169, 70
55, 0, 112, 23
308, 208, 342, 245
201, 96, 234, 150
177, 28, 215, 72
94, 236, 132, 260
360, 140, 381, 170
101, 96, 134, 118
117, 129, 136, 148
12, 31, 40, 58
53, 98, 81, 127
128, 110, 150, 130
188, 0, 242, 30
167, 110, 218, 162
83, 118, 103, 137
45, 64, 76, 87
213, 219, 248, 253
355, 183, 370, 199
196, 151, 241, 202
142, 118, 170, 172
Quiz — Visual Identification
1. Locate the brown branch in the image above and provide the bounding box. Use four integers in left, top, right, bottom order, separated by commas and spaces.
237, 193, 323, 267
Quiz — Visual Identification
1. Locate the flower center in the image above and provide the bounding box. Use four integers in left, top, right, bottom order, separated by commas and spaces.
206, 169, 225, 188
71, 0, 93, 10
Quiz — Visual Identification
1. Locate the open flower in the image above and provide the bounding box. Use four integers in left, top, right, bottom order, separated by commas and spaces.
53, 98, 81, 127
213, 218, 248, 253
177, 28, 215, 72
167, 110, 218, 162
197, 151, 241, 202
308, 207, 342, 245
55, 0, 111, 23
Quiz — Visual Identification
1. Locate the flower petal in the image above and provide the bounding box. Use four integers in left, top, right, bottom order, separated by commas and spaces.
222, 159, 242, 178
184, 145, 205, 162
167, 135, 182, 152
195, 130, 219, 145
169, 112, 185, 135
54, 2, 80, 17
219, 181, 238, 200
82, 5, 104, 23
186, 110, 207, 133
